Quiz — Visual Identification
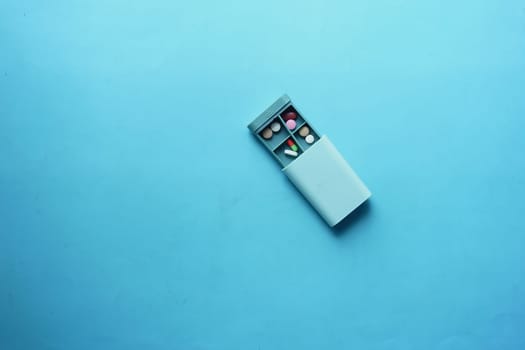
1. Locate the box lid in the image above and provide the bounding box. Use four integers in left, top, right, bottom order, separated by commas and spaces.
283, 136, 371, 226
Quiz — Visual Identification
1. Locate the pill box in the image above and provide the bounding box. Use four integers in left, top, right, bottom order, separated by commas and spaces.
247, 94, 371, 227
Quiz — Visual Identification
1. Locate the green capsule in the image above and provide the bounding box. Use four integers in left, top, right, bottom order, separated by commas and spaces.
291, 144, 298, 152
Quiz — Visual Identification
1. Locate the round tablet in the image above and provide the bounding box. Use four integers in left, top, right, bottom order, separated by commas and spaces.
261, 127, 273, 139
305, 134, 315, 144
298, 125, 310, 137
270, 121, 281, 132
283, 112, 297, 121
285, 119, 297, 130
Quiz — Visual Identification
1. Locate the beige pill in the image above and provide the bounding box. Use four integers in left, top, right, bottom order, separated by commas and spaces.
261, 127, 273, 140
299, 126, 310, 137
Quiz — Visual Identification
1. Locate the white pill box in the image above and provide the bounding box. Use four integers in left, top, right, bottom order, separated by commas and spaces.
248, 95, 371, 227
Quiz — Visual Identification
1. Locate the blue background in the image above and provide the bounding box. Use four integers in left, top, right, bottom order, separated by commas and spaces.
1, 0, 525, 349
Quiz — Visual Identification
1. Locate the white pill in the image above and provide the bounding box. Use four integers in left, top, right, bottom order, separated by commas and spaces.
305, 134, 315, 144
270, 121, 281, 132
284, 149, 298, 157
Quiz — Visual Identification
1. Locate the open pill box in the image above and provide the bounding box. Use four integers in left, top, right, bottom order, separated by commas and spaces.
248, 94, 371, 227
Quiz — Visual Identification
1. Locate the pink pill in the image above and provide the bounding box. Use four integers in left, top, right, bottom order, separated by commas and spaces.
286, 119, 297, 130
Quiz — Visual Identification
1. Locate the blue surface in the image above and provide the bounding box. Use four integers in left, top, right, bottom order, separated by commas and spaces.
1, 1, 525, 349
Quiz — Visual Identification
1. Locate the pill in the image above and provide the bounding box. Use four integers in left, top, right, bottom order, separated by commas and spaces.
287, 139, 295, 147
286, 119, 297, 130
299, 126, 310, 137
283, 111, 297, 121
270, 121, 281, 132
305, 134, 315, 144
291, 144, 298, 152
284, 149, 298, 157
261, 128, 273, 140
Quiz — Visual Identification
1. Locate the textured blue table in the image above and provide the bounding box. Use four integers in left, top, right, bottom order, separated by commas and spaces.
1, 1, 525, 349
